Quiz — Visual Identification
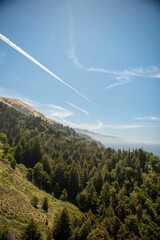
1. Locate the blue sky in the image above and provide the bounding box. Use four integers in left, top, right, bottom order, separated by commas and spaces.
0, 0, 160, 144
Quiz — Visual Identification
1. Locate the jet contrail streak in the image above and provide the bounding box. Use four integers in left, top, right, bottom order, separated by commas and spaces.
0, 33, 96, 105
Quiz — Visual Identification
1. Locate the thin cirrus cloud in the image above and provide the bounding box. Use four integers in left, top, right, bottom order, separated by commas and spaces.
89, 66, 160, 86
89, 66, 160, 90
66, 101, 89, 116
27, 100, 73, 120
62, 118, 103, 131
44, 104, 73, 119
67, 28, 85, 70
0, 33, 96, 105
67, 7, 86, 70
134, 116, 160, 121
67, 9, 160, 90
104, 80, 131, 90
62, 119, 154, 131
88, 66, 160, 80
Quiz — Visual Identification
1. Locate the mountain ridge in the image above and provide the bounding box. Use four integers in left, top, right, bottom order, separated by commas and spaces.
75, 127, 120, 139
0, 96, 105, 147
74, 127, 122, 146
0, 96, 56, 124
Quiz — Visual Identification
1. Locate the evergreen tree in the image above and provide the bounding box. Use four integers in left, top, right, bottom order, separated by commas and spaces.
60, 188, 68, 201
68, 165, 79, 200
22, 219, 41, 240
100, 181, 110, 208
31, 195, 39, 208
27, 168, 34, 182
10, 158, 17, 170
52, 208, 71, 240
0, 133, 7, 143
33, 162, 44, 188
42, 197, 49, 212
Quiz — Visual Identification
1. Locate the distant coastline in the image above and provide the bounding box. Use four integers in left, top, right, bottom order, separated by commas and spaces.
105, 142, 160, 157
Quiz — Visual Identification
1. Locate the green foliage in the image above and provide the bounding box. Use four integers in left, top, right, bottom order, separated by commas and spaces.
156, 197, 160, 214
22, 219, 41, 240
52, 208, 71, 240
77, 182, 98, 213
10, 158, 17, 170
42, 197, 49, 212
75, 213, 95, 240
3, 143, 10, 155
125, 215, 139, 234
33, 162, 44, 188
0, 133, 7, 143
0, 226, 9, 240
27, 168, 34, 182
68, 165, 80, 199
6, 153, 14, 161
31, 195, 39, 208
0, 158, 82, 240
60, 189, 68, 201
100, 181, 110, 208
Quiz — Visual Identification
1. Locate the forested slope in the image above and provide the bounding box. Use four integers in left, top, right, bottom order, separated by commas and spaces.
0, 101, 160, 239
0, 156, 81, 240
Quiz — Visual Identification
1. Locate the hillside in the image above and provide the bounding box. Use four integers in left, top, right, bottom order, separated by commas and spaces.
0, 151, 82, 240
0, 99, 160, 239
0, 97, 56, 124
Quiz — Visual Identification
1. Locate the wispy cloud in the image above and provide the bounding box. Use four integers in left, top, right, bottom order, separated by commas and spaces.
67, 10, 160, 90
67, 28, 160, 90
0, 33, 96, 105
67, 8, 86, 70
63, 119, 103, 131
88, 66, 160, 90
66, 101, 89, 116
105, 80, 131, 90
25, 100, 73, 120
113, 66, 160, 80
44, 104, 73, 119
154, 73, 160, 79
134, 116, 160, 121
22, 100, 73, 120
62, 118, 156, 132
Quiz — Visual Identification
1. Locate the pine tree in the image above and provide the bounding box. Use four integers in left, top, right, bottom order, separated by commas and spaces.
10, 158, 17, 170
52, 208, 71, 240
60, 189, 68, 201
42, 197, 49, 212
22, 219, 41, 240
31, 195, 39, 208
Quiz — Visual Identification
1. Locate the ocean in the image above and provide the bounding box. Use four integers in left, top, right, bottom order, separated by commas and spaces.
105, 142, 160, 157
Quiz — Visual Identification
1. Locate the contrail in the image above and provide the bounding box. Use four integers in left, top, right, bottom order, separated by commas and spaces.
66, 101, 89, 116
0, 33, 96, 105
